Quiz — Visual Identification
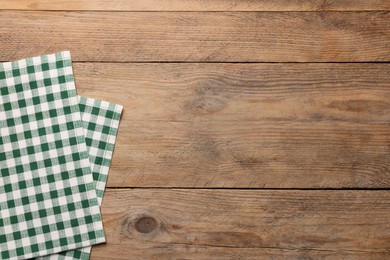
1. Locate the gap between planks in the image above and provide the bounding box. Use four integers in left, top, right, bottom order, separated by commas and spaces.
104, 187, 390, 190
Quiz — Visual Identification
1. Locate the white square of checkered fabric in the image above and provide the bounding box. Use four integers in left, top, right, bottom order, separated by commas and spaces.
0, 52, 105, 259
38, 96, 123, 260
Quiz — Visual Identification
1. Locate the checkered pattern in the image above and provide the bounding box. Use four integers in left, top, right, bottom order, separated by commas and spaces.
79, 96, 123, 205
0, 52, 106, 259
39, 96, 123, 260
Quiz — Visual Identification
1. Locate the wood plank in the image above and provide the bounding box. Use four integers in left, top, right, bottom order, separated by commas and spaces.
1, 11, 390, 62
72, 63, 390, 188
1, 0, 390, 11
91, 189, 390, 259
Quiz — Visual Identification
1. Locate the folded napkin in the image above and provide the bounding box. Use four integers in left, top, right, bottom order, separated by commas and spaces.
0, 52, 123, 260
38, 97, 123, 260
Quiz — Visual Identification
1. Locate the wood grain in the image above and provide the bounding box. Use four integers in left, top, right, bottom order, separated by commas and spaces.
1, 0, 390, 11
91, 189, 390, 259
1, 11, 390, 62
1, 1, 389, 258
72, 63, 390, 188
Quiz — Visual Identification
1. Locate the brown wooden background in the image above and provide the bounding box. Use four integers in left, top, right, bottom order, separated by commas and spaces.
1, 1, 390, 259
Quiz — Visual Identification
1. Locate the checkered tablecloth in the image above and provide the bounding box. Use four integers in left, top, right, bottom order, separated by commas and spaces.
38, 96, 123, 260
0, 52, 123, 260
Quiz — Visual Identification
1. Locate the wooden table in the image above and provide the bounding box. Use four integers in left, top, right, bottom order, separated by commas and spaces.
1, 1, 390, 259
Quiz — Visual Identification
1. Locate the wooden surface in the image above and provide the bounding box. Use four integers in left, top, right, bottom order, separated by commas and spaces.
93, 189, 390, 259
1, 0, 390, 11
1, 11, 390, 62
74, 63, 390, 188
1, 1, 390, 259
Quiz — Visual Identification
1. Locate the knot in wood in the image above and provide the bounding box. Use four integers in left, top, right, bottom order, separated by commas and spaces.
134, 216, 157, 234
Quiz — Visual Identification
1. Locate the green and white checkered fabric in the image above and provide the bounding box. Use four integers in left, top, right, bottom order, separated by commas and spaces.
79, 96, 122, 206
0, 52, 110, 259
39, 96, 123, 260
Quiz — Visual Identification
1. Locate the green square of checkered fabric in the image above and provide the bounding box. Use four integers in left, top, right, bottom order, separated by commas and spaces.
39, 96, 123, 260
0, 52, 105, 259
